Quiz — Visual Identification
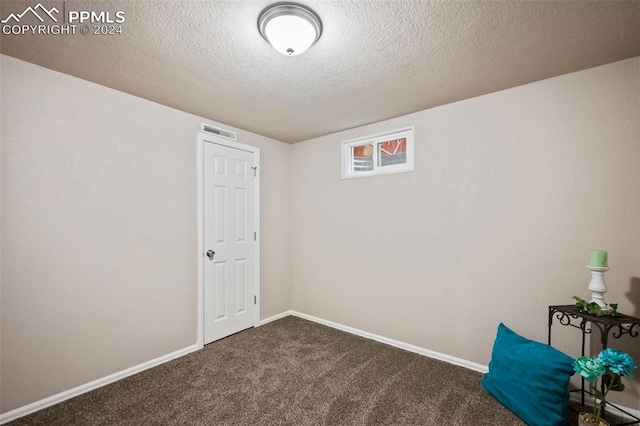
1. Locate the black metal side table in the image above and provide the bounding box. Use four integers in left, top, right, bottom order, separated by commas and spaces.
548, 305, 640, 426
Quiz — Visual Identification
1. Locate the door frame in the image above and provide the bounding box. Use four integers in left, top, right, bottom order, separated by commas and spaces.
196, 132, 260, 348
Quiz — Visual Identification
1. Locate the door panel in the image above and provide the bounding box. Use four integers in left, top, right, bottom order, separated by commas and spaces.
235, 259, 247, 314
204, 142, 256, 344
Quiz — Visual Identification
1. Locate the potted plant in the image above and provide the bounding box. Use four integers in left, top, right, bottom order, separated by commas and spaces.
573, 348, 637, 426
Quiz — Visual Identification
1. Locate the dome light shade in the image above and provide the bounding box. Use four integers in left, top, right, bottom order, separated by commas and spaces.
258, 3, 322, 56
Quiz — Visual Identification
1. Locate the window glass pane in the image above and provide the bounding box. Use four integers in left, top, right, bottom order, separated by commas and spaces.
378, 138, 407, 167
341, 127, 413, 179
352, 143, 374, 172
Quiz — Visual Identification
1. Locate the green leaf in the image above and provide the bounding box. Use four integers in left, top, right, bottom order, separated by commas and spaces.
572, 296, 620, 317
603, 372, 625, 392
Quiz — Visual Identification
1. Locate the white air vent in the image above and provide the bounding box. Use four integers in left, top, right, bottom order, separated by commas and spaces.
202, 124, 237, 141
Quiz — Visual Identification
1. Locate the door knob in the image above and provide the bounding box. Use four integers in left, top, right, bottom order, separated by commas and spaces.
206, 250, 215, 260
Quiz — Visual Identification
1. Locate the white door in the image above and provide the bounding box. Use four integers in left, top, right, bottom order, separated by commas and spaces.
203, 141, 257, 344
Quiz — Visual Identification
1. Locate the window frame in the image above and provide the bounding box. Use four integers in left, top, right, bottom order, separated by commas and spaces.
341, 126, 415, 179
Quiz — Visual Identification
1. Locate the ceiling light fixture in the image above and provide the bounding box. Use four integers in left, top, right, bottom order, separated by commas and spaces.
258, 3, 322, 56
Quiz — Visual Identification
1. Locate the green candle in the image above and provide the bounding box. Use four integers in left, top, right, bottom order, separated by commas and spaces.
589, 250, 608, 267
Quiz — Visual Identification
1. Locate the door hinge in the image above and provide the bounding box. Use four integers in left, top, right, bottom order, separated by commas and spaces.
254, 295, 257, 304
251, 166, 257, 177
254, 231, 257, 241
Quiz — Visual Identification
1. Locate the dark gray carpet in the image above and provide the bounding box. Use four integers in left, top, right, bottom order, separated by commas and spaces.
6, 316, 603, 425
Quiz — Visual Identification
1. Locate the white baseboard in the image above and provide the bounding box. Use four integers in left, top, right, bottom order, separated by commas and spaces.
0, 343, 200, 425
258, 310, 293, 326
607, 404, 640, 422
5, 311, 549, 424
570, 393, 640, 422
290, 311, 489, 373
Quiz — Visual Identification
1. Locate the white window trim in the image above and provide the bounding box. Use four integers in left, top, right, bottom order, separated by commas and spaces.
341, 126, 414, 179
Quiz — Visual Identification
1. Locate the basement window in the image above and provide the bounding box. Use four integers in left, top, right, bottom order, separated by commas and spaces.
341, 127, 414, 179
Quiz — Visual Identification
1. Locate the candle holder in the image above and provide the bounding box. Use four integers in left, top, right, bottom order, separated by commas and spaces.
587, 265, 610, 311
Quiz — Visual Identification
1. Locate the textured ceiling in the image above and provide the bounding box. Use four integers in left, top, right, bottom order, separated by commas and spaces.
1, 0, 639, 143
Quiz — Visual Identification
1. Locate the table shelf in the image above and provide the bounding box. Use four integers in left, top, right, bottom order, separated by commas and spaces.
548, 305, 640, 426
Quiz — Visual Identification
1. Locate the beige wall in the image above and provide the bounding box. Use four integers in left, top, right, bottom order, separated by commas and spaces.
0, 55, 291, 413
2, 53, 639, 416
291, 58, 640, 409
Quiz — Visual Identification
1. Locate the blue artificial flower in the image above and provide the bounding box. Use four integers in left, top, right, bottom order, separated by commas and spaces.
598, 348, 638, 377
574, 356, 605, 382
